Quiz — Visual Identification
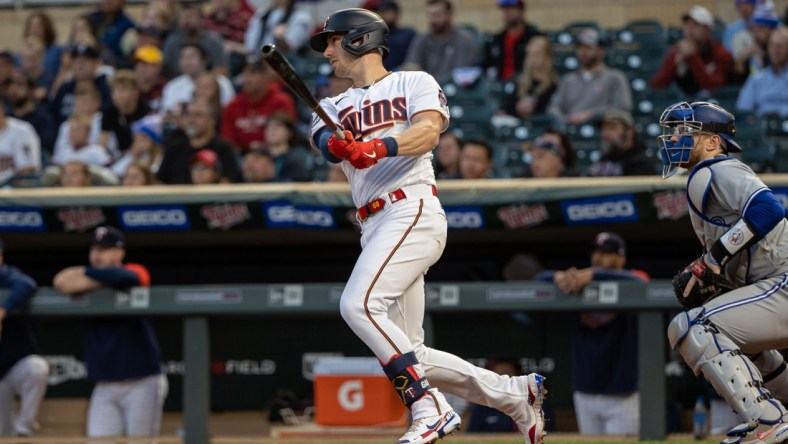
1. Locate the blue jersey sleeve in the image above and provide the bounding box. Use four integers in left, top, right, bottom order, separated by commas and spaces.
84, 267, 141, 289
743, 189, 785, 238
0, 265, 38, 311
313, 127, 342, 164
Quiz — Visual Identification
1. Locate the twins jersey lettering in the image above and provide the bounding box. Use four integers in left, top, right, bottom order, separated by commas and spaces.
310, 71, 450, 207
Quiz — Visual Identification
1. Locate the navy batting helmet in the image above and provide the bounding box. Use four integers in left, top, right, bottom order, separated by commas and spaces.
310, 8, 390, 59
658, 101, 742, 177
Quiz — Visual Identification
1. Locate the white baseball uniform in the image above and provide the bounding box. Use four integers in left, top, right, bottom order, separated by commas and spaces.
0, 117, 41, 185
310, 70, 534, 419
0, 355, 49, 436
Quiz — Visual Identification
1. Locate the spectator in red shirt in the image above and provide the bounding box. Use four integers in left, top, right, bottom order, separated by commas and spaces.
481, 0, 541, 81
220, 56, 295, 153
651, 6, 734, 97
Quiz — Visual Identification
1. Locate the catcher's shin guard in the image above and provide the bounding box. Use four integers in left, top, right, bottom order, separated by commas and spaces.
752, 350, 788, 405
668, 309, 787, 424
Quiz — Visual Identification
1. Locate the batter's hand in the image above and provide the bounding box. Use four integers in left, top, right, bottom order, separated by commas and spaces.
348, 139, 388, 169
327, 130, 357, 160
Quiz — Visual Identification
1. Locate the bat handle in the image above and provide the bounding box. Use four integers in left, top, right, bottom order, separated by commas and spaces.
333, 128, 346, 140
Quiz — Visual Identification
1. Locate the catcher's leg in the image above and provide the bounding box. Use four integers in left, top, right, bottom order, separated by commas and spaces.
668, 308, 787, 427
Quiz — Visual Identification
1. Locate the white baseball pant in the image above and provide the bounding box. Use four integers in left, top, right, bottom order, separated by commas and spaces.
87, 373, 168, 437
573, 391, 640, 435
0, 355, 50, 436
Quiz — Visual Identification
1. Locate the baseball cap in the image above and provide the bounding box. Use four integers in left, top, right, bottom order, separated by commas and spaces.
682, 6, 715, 28
70, 44, 100, 59
599, 109, 635, 127
591, 232, 626, 256
134, 44, 163, 65
91, 226, 126, 249
750, 1, 780, 28
576, 28, 603, 48
132, 115, 163, 144
530, 137, 564, 159
191, 149, 222, 171
498, 0, 525, 8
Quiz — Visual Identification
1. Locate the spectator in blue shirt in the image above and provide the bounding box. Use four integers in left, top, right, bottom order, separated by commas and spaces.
88, 0, 135, 62
366, 0, 416, 71
736, 27, 788, 117
536, 232, 649, 436
0, 238, 48, 437
723, 0, 757, 53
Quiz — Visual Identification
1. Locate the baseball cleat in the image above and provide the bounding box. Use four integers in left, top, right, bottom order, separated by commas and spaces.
722, 422, 788, 444
514, 373, 547, 444
398, 409, 461, 444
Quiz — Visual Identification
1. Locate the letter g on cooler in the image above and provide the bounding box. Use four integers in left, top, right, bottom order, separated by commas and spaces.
338, 379, 364, 411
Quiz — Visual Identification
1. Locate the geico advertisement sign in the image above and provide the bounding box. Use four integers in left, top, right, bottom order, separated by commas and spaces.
119, 205, 190, 231
444, 207, 484, 229
0, 208, 45, 231
562, 194, 639, 225
264, 201, 335, 228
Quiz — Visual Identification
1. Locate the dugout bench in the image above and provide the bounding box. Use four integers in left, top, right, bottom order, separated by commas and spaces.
3, 280, 677, 443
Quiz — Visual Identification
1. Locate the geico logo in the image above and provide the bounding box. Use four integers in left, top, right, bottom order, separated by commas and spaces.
123, 210, 187, 226
446, 211, 482, 228
0, 211, 42, 226
267, 205, 296, 222
295, 210, 333, 227
567, 201, 635, 221
338, 379, 364, 411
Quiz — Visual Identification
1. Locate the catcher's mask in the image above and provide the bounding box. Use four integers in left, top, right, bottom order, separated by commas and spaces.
657, 101, 741, 178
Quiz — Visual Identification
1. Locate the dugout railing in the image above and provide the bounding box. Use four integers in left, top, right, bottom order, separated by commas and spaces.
2, 281, 676, 443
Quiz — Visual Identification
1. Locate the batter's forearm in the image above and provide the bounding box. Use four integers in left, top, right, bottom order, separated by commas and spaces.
391, 112, 442, 156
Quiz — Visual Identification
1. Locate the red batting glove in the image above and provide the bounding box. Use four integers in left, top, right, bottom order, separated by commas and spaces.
327, 130, 357, 160
348, 139, 388, 169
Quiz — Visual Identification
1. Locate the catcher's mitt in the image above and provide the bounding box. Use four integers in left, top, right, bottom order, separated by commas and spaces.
673, 257, 734, 309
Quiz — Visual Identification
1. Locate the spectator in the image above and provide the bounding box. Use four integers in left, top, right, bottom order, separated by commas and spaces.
366, 0, 416, 71
53, 226, 168, 439
160, 43, 235, 116
157, 98, 242, 184
587, 109, 655, 176
7, 70, 56, 157
100, 69, 150, 154
434, 130, 462, 179
732, 0, 782, 81
134, 45, 166, 113
53, 85, 111, 162
162, 5, 227, 78
466, 358, 520, 433
220, 56, 296, 153
481, 0, 540, 81
0, 51, 16, 98
536, 232, 648, 436
500, 35, 558, 118
525, 128, 578, 178
244, 0, 314, 55
88, 0, 136, 61
192, 72, 225, 128
190, 148, 224, 184
59, 160, 92, 187
121, 161, 157, 186
241, 147, 275, 183
0, 238, 48, 437
53, 115, 112, 167
22, 11, 63, 83
547, 28, 632, 126
458, 139, 494, 179
723, 0, 757, 52
0, 105, 41, 186
50, 44, 112, 125
263, 114, 312, 182
736, 26, 788, 117
204, 0, 253, 73
401, 0, 478, 85
111, 114, 164, 177
650, 6, 734, 97
18, 37, 55, 102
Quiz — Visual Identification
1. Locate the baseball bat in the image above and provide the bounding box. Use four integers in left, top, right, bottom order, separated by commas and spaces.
260, 44, 345, 140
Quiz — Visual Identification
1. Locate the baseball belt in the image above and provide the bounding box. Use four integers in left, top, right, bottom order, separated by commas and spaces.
357, 184, 438, 221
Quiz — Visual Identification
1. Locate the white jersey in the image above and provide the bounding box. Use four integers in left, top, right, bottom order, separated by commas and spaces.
0, 118, 41, 185
310, 71, 450, 208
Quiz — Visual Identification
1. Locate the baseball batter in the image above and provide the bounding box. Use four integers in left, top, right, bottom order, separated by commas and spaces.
53, 226, 167, 438
661, 101, 788, 444
308, 9, 545, 444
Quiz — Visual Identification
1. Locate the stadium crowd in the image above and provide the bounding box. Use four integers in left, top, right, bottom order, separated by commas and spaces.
0, 0, 784, 188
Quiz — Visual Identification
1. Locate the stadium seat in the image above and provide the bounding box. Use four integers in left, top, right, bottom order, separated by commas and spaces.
614, 19, 667, 50
634, 89, 683, 118
736, 114, 774, 172
565, 123, 600, 168
763, 117, 788, 171
554, 20, 602, 46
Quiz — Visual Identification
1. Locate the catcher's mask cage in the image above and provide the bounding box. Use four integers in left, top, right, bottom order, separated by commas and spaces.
310, 8, 390, 60
658, 101, 742, 178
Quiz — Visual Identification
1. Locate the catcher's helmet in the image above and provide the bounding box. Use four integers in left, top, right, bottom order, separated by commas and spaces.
657, 101, 742, 178
310, 8, 390, 59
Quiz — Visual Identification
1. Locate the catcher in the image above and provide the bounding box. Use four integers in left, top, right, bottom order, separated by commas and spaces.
661, 101, 788, 444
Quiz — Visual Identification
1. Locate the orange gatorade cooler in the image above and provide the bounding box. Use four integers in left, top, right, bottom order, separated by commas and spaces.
313, 357, 406, 426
